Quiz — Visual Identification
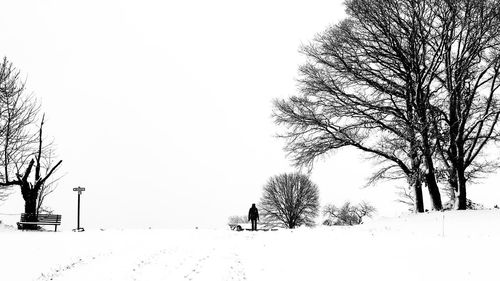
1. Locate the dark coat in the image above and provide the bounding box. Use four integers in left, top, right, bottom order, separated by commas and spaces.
248, 206, 259, 221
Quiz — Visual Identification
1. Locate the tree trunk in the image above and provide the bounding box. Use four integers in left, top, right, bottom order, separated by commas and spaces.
24, 195, 37, 214
18, 160, 38, 229
455, 172, 467, 210
412, 175, 424, 213
409, 146, 424, 213
21, 182, 39, 216
455, 163, 467, 210
447, 168, 457, 203
448, 85, 467, 209
408, 119, 424, 212
22, 190, 38, 230
452, 137, 467, 210
421, 125, 443, 210
425, 171, 443, 210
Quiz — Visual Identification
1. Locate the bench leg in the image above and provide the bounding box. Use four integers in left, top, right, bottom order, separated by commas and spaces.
55, 225, 58, 232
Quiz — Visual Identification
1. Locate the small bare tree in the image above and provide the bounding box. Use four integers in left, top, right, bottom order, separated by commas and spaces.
323, 201, 376, 226
259, 173, 319, 229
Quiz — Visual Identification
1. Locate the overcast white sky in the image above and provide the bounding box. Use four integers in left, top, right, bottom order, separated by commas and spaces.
1, 0, 499, 230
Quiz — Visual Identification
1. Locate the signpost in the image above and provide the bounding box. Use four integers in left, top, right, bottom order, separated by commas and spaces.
73, 187, 85, 232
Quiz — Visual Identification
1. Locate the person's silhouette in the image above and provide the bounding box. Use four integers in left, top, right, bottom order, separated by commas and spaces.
248, 203, 259, 231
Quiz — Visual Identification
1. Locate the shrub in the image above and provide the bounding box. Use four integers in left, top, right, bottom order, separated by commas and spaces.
228, 215, 247, 225
323, 201, 376, 226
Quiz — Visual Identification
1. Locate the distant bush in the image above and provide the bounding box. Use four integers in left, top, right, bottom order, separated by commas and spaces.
466, 199, 484, 210
323, 201, 376, 226
228, 215, 247, 225
443, 199, 485, 210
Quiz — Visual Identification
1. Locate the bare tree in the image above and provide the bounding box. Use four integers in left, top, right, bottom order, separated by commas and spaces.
431, 0, 500, 209
323, 201, 376, 226
19, 115, 62, 218
0, 58, 62, 226
259, 173, 319, 229
273, 0, 454, 211
0, 57, 39, 197
274, 0, 500, 213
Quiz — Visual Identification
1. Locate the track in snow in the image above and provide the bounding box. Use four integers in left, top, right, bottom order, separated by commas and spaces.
36, 232, 248, 281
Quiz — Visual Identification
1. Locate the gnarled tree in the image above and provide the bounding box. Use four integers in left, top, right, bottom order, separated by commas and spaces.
19, 115, 62, 216
0, 57, 38, 198
0, 57, 62, 226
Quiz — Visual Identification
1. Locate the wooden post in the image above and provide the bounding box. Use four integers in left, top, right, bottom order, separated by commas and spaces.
72, 187, 85, 232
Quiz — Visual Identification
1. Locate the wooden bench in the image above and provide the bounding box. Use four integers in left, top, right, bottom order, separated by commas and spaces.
17, 213, 62, 232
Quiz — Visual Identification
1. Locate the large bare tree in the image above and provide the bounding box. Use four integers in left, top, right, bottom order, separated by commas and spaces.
0, 57, 62, 224
432, 0, 500, 209
0, 57, 39, 195
274, 0, 500, 212
274, 0, 451, 211
259, 173, 319, 229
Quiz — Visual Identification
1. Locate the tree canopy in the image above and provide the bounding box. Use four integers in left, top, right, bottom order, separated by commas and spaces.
274, 0, 500, 211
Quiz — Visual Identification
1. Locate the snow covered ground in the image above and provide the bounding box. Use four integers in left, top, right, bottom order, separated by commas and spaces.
1, 210, 499, 281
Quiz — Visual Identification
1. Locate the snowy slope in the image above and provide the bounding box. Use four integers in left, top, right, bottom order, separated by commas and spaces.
1, 210, 499, 281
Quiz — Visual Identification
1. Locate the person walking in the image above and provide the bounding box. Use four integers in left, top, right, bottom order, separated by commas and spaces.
248, 203, 259, 231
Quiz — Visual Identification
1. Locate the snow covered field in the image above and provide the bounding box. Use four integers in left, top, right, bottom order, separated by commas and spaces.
1, 210, 499, 281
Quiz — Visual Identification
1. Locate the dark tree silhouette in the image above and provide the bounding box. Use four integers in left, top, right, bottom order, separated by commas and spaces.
273, 0, 447, 212
431, 0, 500, 209
0, 57, 39, 200
274, 0, 500, 212
259, 173, 319, 229
19, 115, 62, 217
0, 57, 62, 227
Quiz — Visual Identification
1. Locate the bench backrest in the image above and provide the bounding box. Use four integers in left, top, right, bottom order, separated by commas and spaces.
20, 213, 62, 223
